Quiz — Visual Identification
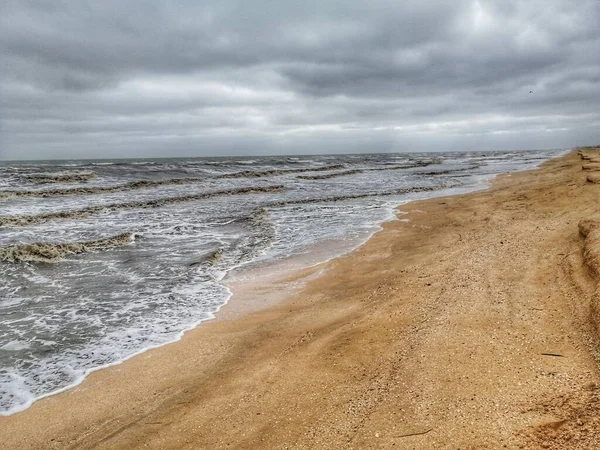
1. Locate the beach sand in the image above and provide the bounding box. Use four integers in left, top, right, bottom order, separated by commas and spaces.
2, 148, 600, 449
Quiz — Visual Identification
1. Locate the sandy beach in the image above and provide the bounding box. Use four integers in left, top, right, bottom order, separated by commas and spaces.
2, 148, 600, 449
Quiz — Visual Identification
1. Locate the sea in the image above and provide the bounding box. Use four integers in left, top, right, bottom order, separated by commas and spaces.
0, 149, 568, 415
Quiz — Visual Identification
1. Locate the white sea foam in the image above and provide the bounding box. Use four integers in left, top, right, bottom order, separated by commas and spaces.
1, 341, 31, 351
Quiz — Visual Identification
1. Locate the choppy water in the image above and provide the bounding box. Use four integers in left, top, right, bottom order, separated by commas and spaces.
0, 149, 566, 414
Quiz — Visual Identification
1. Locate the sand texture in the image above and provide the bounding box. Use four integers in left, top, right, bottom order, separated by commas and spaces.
2, 148, 600, 449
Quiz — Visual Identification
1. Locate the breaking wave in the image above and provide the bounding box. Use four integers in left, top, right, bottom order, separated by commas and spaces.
365, 158, 443, 172
297, 169, 364, 180
0, 177, 206, 199
415, 165, 481, 176
216, 164, 345, 179
1, 165, 346, 199
262, 184, 453, 209
0, 185, 284, 228
23, 171, 97, 184
0, 232, 135, 263
188, 248, 224, 268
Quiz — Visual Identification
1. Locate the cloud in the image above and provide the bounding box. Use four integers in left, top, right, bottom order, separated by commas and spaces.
0, 0, 599, 159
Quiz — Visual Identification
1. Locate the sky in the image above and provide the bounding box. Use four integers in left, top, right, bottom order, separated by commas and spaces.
1, 0, 599, 160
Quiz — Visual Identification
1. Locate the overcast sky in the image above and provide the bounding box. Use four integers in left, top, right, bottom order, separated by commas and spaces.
1, 0, 599, 159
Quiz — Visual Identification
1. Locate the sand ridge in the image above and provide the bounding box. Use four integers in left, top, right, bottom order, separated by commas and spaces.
1, 149, 600, 449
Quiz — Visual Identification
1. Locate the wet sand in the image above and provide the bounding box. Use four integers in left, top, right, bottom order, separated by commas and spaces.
2, 148, 600, 449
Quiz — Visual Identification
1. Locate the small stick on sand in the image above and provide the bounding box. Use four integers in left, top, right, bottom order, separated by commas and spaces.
395, 428, 433, 438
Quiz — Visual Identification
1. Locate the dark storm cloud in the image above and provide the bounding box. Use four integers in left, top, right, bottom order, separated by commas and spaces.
0, 0, 599, 159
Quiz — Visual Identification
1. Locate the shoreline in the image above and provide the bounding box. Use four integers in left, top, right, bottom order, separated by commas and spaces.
3, 148, 600, 449
216, 160, 550, 322
217, 150, 569, 323
0, 152, 570, 413
0, 154, 530, 416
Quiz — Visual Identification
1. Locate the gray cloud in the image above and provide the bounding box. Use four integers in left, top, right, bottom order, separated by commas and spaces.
1, 0, 599, 159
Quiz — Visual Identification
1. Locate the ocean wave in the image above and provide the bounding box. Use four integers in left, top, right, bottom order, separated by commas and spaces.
0, 185, 285, 228
23, 171, 97, 184
0, 177, 207, 200
367, 158, 443, 171
414, 165, 481, 176
0, 165, 346, 199
217, 164, 345, 179
0, 232, 135, 263
297, 169, 364, 180
188, 248, 224, 268
262, 184, 452, 209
